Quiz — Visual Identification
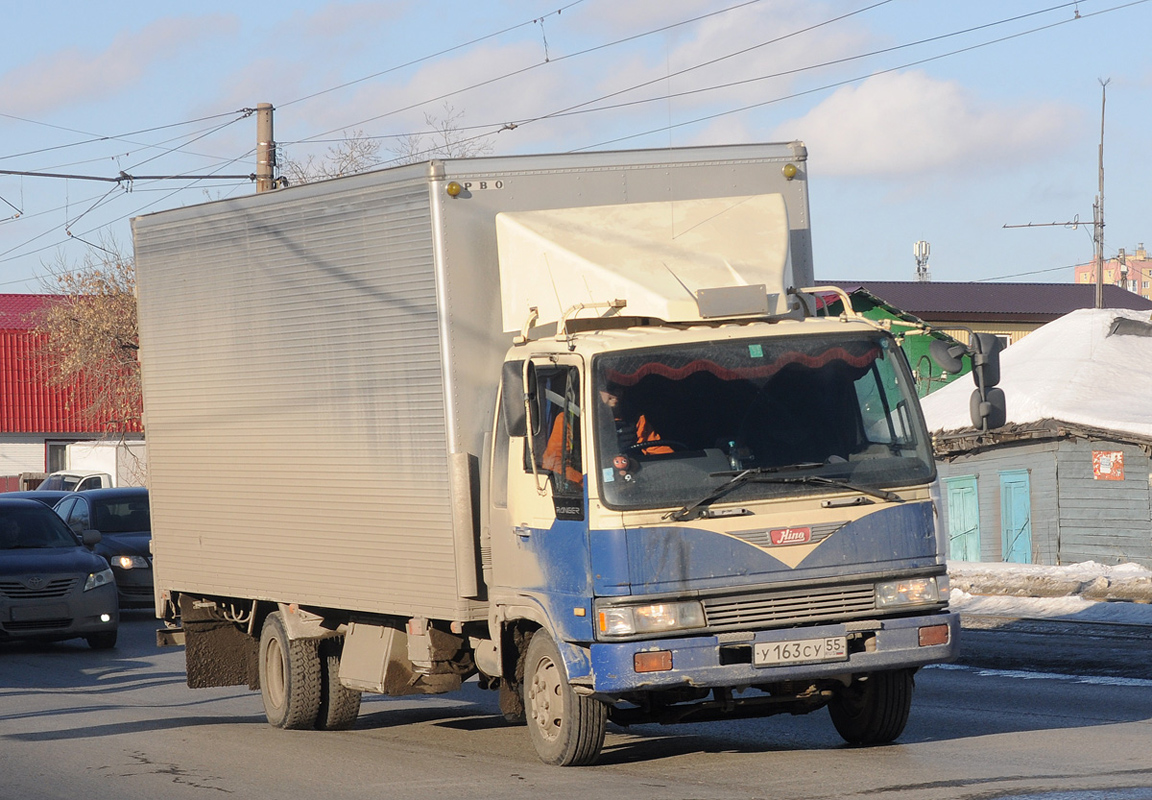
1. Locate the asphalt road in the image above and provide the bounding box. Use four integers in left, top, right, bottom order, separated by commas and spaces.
1, 611, 1150, 800
957, 613, 1152, 680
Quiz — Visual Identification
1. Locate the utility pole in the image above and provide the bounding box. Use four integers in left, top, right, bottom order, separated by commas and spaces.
1093, 80, 1108, 309
1003, 80, 1110, 307
256, 103, 276, 193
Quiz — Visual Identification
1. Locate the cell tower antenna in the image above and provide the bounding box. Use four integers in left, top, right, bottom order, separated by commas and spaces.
914, 240, 931, 282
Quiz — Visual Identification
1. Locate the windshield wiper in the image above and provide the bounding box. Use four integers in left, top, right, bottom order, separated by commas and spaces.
752, 475, 904, 504
666, 463, 824, 522
667, 465, 901, 522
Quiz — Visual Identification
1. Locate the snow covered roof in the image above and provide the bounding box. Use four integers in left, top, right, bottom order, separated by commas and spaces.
920, 307, 1152, 440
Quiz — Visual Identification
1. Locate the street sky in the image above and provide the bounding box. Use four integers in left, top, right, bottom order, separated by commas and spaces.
1, 0, 1150, 293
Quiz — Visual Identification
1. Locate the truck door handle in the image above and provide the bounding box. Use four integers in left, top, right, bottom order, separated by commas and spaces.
514, 525, 532, 539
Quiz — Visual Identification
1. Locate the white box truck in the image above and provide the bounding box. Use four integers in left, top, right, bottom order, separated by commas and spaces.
65, 440, 147, 487
133, 143, 957, 765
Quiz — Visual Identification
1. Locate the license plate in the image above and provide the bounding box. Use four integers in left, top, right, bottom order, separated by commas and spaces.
754, 636, 848, 667
10, 603, 67, 622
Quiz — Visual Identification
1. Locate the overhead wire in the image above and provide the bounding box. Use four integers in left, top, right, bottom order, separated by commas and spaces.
569, 0, 1149, 152
511, 0, 1085, 127
2, 0, 1147, 283
287, 0, 773, 144
0, 109, 256, 163
277, 0, 588, 110
0, 150, 258, 268
282, 0, 1087, 151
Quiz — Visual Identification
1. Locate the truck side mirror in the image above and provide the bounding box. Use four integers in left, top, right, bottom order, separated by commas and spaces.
970, 333, 1001, 389
929, 338, 966, 374
968, 334, 1004, 431
970, 386, 1006, 430
501, 360, 527, 437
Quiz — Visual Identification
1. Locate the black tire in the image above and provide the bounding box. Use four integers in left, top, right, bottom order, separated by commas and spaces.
85, 631, 117, 650
828, 669, 914, 745
522, 631, 606, 766
316, 638, 361, 731
258, 611, 322, 730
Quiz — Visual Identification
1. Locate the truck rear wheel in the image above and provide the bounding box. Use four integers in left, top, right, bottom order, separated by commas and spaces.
522, 631, 606, 766
828, 669, 914, 745
316, 638, 361, 731
258, 611, 321, 730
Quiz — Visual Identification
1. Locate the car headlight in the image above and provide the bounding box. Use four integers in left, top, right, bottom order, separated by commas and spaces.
112, 555, 150, 570
84, 568, 115, 592
597, 601, 706, 638
876, 577, 941, 608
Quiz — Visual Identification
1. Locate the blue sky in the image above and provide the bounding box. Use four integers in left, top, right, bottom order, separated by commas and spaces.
1, 1, 1150, 292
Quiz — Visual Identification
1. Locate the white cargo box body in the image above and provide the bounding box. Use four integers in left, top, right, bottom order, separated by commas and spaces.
132, 143, 813, 621
66, 440, 147, 487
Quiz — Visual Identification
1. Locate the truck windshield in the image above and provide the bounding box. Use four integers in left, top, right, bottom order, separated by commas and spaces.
592, 333, 935, 511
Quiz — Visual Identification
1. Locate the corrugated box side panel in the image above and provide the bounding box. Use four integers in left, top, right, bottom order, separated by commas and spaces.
135, 176, 466, 617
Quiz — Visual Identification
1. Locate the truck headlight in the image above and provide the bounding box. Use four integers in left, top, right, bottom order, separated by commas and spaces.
876, 577, 941, 607
597, 601, 706, 637
84, 568, 115, 592
112, 555, 150, 570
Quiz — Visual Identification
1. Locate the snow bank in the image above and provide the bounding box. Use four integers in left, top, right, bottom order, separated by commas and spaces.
948, 560, 1152, 623
921, 307, 1152, 438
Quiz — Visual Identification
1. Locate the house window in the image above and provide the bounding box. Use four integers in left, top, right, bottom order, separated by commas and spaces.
46, 442, 69, 473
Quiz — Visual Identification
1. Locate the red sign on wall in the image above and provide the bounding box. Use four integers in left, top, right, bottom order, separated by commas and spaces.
1092, 450, 1124, 481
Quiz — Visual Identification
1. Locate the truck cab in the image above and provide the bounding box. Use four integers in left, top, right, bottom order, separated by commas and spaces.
485, 308, 954, 763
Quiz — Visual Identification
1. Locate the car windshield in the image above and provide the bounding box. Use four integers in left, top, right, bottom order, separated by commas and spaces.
0, 506, 82, 549
93, 497, 150, 533
592, 332, 935, 511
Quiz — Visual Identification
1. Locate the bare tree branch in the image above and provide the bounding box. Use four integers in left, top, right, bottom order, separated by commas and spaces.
34, 237, 141, 433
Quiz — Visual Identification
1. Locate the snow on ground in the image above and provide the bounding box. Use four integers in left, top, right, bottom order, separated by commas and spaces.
948, 560, 1152, 625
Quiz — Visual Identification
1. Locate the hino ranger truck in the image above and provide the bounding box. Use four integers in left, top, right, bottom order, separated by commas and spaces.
133, 142, 957, 766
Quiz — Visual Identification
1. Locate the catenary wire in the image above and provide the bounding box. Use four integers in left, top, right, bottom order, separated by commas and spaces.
569, 0, 1148, 152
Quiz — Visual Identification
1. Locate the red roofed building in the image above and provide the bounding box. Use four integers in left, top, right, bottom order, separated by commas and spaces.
0, 294, 142, 486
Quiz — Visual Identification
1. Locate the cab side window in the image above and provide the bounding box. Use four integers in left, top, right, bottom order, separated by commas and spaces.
525, 365, 582, 495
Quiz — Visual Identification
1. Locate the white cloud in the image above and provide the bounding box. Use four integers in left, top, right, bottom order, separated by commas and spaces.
771, 70, 1079, 177
0, 16, 235, 116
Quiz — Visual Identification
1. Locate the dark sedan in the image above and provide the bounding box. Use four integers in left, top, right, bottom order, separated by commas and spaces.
3, 490, 73, 508
54, 488, 152, 609
0, 498, 119, 649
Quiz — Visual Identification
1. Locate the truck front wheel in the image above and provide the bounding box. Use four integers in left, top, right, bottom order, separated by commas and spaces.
522, 631, 606, 766
258, 611, 321, 730
828, 669, 914, 745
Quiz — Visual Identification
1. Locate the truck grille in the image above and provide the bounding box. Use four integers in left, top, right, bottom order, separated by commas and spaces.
703, 582, 876, 631
0, 578, 75, 599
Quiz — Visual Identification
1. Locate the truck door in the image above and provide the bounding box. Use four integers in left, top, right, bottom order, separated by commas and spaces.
490, 356, 590, 605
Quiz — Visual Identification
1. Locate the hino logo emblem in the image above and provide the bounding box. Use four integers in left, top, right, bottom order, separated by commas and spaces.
769, 527, 811, 545
26, 576, 45, 589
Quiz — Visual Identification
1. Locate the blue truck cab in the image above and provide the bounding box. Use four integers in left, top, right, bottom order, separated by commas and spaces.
490, 307, 955, 765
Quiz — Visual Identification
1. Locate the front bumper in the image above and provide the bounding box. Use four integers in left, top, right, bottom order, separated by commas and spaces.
588, 611, 959, 695
111, 566, 154, 608
0, 583, 119, 642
